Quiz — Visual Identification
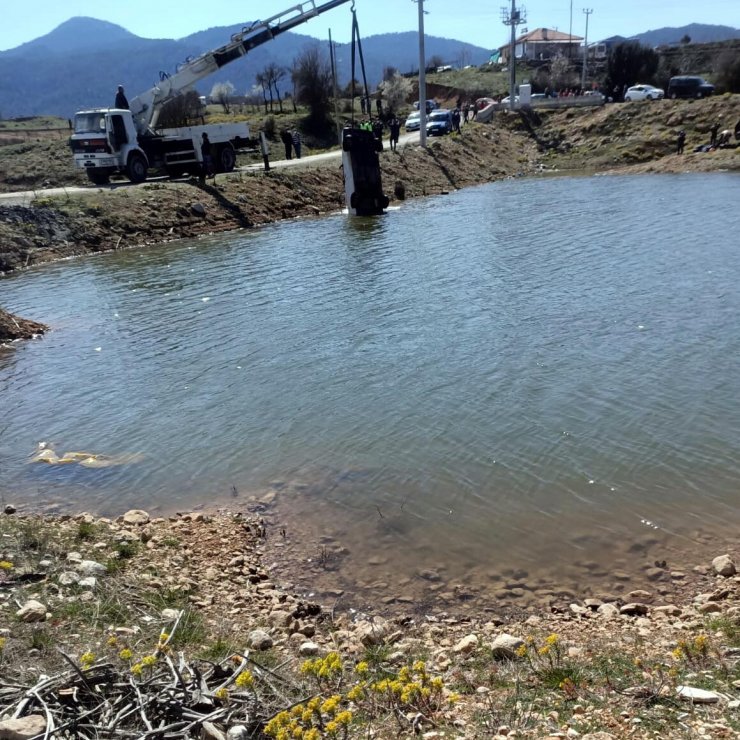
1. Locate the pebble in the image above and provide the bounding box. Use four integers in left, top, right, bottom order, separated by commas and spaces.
16, 600, 47, 623
677, 685, 721, 703
77, 560, 107, 576
0, 714, 47, 739
248, 629, 273, 651
619, 603, 648, 616
491, 633, 524, 659
3, 504, 17, 515
59, 571, 80, 586
453, 634, 479, 654
298, 641, 320, 656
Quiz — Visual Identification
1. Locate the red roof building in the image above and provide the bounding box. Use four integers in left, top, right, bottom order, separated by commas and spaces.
498, 28, 583, 63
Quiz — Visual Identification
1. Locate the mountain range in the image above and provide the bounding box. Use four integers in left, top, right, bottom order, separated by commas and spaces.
0, 18, 737, 119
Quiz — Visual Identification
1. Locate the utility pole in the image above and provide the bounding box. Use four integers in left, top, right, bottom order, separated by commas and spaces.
581, 8, 593, 92
569, 0, 573, 58
416, 0, 428, 148
501, 0, 526, 111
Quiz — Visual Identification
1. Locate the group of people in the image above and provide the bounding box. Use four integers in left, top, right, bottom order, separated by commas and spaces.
280, 129, 303, 159
676, 118, 738, 155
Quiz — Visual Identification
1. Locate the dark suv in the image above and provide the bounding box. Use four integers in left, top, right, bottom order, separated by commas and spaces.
667, 76, 715, 99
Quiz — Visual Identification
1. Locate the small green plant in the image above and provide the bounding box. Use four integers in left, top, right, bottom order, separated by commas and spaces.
76, 521, 98, 541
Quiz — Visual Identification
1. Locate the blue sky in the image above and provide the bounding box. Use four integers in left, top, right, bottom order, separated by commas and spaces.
2, 0, 739, 52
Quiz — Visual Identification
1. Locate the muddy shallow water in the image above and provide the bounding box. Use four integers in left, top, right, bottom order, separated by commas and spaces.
2, 172, 739, 610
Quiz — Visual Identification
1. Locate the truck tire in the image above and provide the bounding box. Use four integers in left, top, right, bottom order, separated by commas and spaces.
86, 170, 110, 185
126, 152, 148, 183
218, 144, 236, 173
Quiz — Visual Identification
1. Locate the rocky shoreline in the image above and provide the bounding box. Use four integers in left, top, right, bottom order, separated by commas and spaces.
1, 507, 739, 738
0, 307, 46, 341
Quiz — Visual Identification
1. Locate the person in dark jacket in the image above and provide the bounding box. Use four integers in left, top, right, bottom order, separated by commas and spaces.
676, 130, 686, 154
114, 85, 129, 109
291, 129, 302, 158
200, 132, 214, 181
280, 130, 293, 159
388, 116, 401, 151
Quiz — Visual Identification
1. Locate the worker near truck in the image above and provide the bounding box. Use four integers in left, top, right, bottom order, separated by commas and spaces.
114, 86, 129, 110
200, 133, 214, 181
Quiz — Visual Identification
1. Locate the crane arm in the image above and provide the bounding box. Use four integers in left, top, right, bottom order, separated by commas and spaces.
129, 0, 351, 132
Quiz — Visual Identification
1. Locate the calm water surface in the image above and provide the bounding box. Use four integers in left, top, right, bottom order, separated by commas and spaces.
2, 173, 739, 606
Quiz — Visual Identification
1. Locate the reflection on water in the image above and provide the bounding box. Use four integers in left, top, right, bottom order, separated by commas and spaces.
2, 173, 740, 608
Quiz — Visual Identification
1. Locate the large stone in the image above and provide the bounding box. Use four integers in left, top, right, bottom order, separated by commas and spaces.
355, 619, 391, 647
582, 734, 616, 740
490, 633, 524, 660
0, 714, 47, 739
226, 728, 249, 740
16, 600, 47, 623
298, 642, 320, 657
677, 685, 721, 704
123, 509, 150, 525
58, 571, 80, 586
597, 603, 620, 618
453, 634, 479, 655
248, 629, 273, 651
620, 603, 649, 616
712, 555, 736, 577
201, 722, 226, 740
77, 560, 107, 577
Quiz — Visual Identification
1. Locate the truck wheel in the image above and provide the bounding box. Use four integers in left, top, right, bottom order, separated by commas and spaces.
87, 170, 110, 185
218, 145, 236, 173
126, 152, 148, 183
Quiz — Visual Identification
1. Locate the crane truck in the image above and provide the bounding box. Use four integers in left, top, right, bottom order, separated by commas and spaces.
70, 0, 351, 185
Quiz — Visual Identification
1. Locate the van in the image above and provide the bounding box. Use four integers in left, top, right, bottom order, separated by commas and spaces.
667, 76, 715, 99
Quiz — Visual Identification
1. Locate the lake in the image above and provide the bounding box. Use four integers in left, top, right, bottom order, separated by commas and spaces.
2, 172, 739, 611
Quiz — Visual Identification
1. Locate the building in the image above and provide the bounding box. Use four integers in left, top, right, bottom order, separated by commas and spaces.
498, 28, 583, 63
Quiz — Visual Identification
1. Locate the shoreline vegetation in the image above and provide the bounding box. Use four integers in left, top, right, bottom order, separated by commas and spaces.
1, 95, 739, 341
0, 508, 739, 738
1, 97, 739, 736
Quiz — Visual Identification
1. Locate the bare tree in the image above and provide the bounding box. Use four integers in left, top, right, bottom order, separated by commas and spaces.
266, 63, 287, 114
255, 72, 270, 113
210, 81, 235, 113
292, 45, 332, 129
457, 48, 472, 69
157, 91, 204, 127
382, 66, 398, 81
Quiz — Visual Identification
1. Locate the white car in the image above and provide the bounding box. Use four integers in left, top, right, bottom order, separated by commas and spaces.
624, 84, 664, 101
405, 111, 421, 131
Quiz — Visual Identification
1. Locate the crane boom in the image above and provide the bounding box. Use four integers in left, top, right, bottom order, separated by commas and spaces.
130, 0, 352, 132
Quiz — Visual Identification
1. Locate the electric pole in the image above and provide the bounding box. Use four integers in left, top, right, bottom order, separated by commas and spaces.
329, 29, 341, 143
581, 8, 593, 91
569, 0, 573, 58
501, 0, 526, 111
416, 0, 428, 148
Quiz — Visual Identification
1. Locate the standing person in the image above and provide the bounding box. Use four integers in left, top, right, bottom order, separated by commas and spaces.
200, 133, 214, 181
372, 118, 384, 142
676, 130, 686, 155
451, 107, 461, 134
709, 121, 720, 147
388, 116, 401, 151
291, 129, 302, 159
280, 129, 293, 159
114, 85, 129, 109
376, 98, 383, 116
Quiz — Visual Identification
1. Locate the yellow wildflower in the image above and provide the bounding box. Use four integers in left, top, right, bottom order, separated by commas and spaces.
538, 645, 551, 656
304, 730, 320, 740
545, 633, 560, 646
106, 635, 118, 647
671, 647, 684, 660
131, 663, 143, 676
291, 726, 303, 739
335, 710, 352, 725
412, 660, 426, 672
306, 697, 321, 712
80, 651, 95, 668
214, 687, 229, 701
694, 635, 708, 653
325, 721, 339, 734
448, 692, 461, 704
119, 648, 133, 661
355, 661, 369, 675
290, 705, 304, 718
515, 644, 528, 658
321, 695, 341, 715
235, 670, 254, 689
430, 676, 444, 691
0, 561, 13, 570
141, 655, 157, 667
346, 684, 365, 702
301, 710, 313, 724
0, 637, 6, 651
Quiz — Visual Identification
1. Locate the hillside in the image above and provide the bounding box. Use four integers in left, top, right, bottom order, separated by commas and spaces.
0, 18, 489, 119
631, 23, 740, 46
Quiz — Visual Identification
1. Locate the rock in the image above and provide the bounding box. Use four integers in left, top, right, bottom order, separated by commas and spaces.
59, 571, 80, 586
453, 634, 479, 654
123, 509, 150, 525
3, 504, 16, 515
582, 734, 616, 740
697, 602, 722, 614
298, 642, 320, 656
16, 600, 47, 623
355, 619, 390, 647
491, 633, 524, 659
161, 608, 180, 621
201, 722, 226, 740
226, 728, 249, 740
0, 714, 47, 739
653, 604, 682, 616
620, 603, 648, 616
77, 560, 107, 577
191, 203, 206, 217
65, 551, 82, 563
228, 555, 245, 567
248, 630, 273, 651
627, 590, 652, 601
268, 610, 292, 629
79, 577, 97, 589
677, 685, 721, 703
596, 603, 620, 618
712, 554, 736, 577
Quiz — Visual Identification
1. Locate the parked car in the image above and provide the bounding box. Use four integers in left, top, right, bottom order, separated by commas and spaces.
624, 84, 664, 101
667, 76, 715, 99
500, 95, 520, 105
405, 111, 421, 131
413, 99, 438, 112
426, 109, 453, 136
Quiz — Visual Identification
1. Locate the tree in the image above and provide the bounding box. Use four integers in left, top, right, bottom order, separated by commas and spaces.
255, 72, 269, 114
714, 49, 740, 93
267, 63, 287, 114
382, 66, 398, 82
549, 57, 577, 91
292, 45, 332, 130
427, 54, 445, 70
210, 81, 235, 113
457, 48, 472, 69
680, 34, 691, 44
378, 72, 413, 114
157, 91, 204, 127
605, 41, 659, 97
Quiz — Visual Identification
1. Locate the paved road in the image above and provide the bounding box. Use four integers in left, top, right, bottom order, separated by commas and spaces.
0, 131, 422, 207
